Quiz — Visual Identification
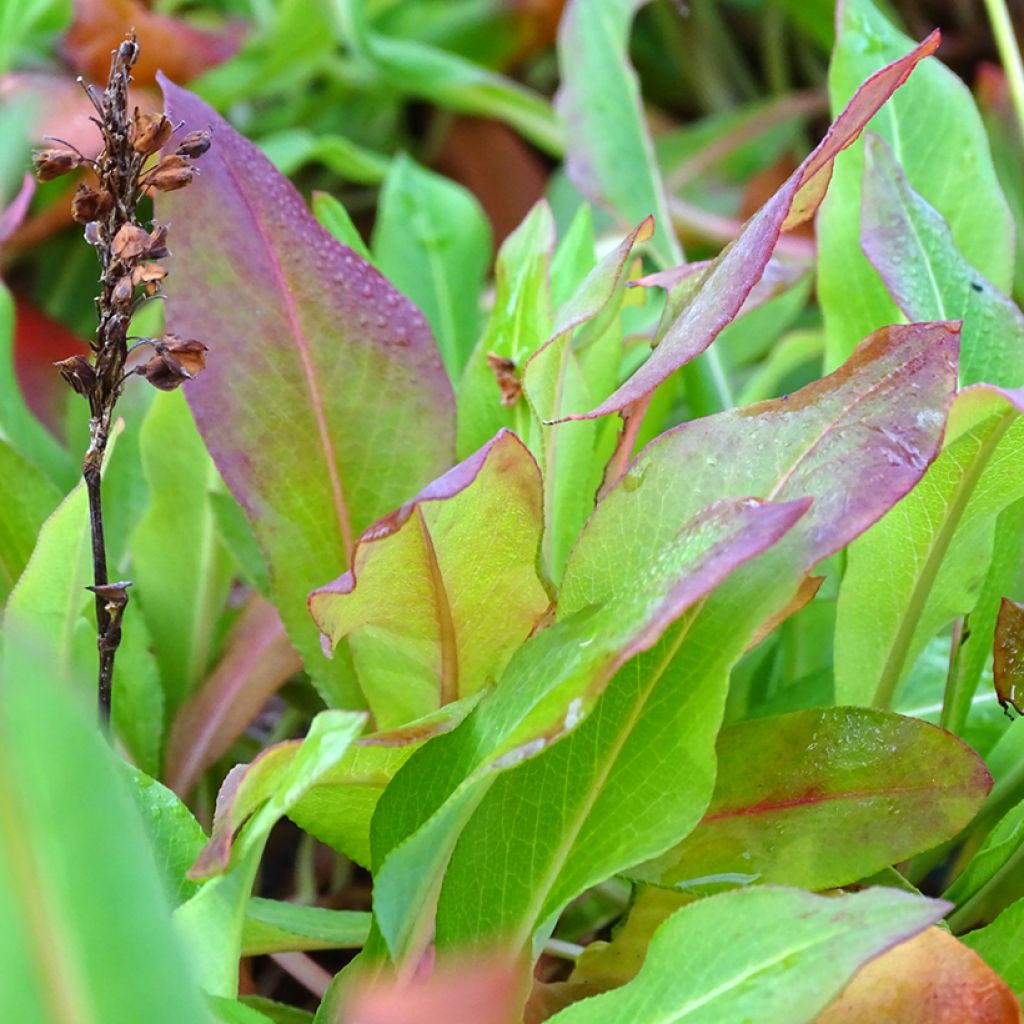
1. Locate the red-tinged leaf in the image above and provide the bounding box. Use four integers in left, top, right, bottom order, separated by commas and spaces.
309, 430, 549, 730
62, 0, 243, 84
629, 707, 991, 893
344, 958, 521, 1024
0, 174, 33, 245
165, 595, 302, 798
189, 710, 366, 880
994, 598, 1024, 716
13, 296, 90, 439
816, 926, 1021, 1023
562, 321, 960, 615
559, 30, 939, 421
157, 77, 456, 704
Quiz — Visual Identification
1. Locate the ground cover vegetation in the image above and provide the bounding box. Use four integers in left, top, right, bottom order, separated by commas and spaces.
4, 0, 1024, 1020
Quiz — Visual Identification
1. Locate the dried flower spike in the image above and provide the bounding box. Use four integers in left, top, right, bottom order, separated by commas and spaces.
31, 33, 211, 725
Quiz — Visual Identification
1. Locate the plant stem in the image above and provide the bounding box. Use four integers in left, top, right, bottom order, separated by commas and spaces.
984, 0, 1024, 142
84, 436, 113, 721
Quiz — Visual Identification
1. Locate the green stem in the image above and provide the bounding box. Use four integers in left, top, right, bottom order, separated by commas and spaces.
983, 0, 1024, 143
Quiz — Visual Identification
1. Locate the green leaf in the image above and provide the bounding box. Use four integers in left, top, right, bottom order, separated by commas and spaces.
555, 0, 680, 268
962, 895, 1024, 992
241, 898, 370, 955
331, 0, 561, 155
258, 128, 389, 184
817, 0, 1013, 368
373, 154, 491, 380
0, 434, 60, 603
132, 390, 235, 715
175, 710, 366, 997
0, 630, 208, 1023
943, 498, 1024, 733
945, 798, 1024, 931
835, 386, 1024, 708
310, 430, 548, 729
546, 887, 948, 1024
860, 132, 1024, 388
312, 191, 373, 264
629, 707, 991, 893
0, 0, 70, 75
122, 764, 207, 907
372, 496, 809, 963
523, 217, 652, 580
158, 78, 456, 707
456, 201, 555, 458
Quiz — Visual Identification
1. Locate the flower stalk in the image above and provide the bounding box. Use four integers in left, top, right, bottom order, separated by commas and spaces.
34, 34, 210, 724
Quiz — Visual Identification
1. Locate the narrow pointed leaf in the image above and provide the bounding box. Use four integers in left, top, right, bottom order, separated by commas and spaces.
861, 132, 1024, 388
310, 430, 548, 729
818, 0, 1013, 368
555, 0, 680, 268
157, 77, 455, 706
166, 595, 301, 796
175, 710, 365, 997
546, 887, 948, 1024
132, 390, 235, 716
371, 497, 809, 961
835, 385, 1024, 708
0, 633, 208, 1024
435, 323, 958, 954
457, 201, 554, 458
523, 217, 653, 578
629, 707, 991, 893
561, 31, 938, 421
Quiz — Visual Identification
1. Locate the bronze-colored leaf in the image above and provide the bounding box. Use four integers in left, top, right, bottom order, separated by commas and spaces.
994, 598, 1024, 716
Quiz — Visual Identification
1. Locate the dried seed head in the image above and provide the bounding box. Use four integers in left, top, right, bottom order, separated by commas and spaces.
111, 273, 135, 307
54, 355, 97, 396
175, 128, 213, 159
146, 154, 195, 192
132, 262, 167, 295
112, 223, 153, 261
32, 147, 82, 181
139, 335, 208, 390
132, 110, 174, 155
71, 182, 113, 224
112, 223, 169, 262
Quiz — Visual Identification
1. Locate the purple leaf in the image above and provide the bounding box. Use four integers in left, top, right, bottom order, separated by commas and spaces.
560, 30, 939, 421
156, 77, 455, 703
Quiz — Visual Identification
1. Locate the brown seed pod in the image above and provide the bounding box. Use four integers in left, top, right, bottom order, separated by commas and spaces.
71, 182, 114, 224
54, 355, 97, 396
146, 154, 194, 192
132, 110, 174, 155
175, 128, 213, 159
32, 147, 82, 181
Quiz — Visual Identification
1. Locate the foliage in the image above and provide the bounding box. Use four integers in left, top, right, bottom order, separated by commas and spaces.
4, 0, 1024, 1020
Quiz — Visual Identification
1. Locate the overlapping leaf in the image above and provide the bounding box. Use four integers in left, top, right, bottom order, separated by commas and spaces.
818, 0, 1013, 368
835, 385, 1024, 708
629, 707, 991, 893
371, 496, 809, 962
860, 133, 1024, 388
557, 29, 938, 420
157, 77, 456, 706
309, 430, 549, 730
546, 887, 947, 1024
435, 324, 959, 956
